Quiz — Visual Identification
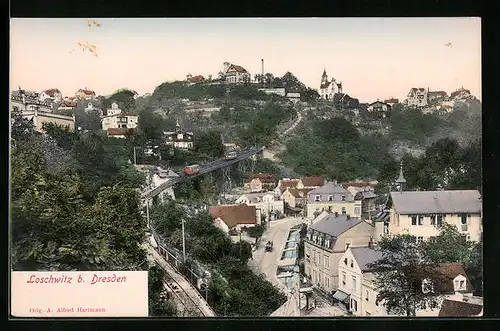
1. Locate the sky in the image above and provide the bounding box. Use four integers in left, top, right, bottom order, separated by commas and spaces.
10, 18, 481, 102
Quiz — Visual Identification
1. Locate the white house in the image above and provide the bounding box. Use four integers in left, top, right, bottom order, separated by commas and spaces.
209, 204, 258, 234
75, 88, 96, 100
367, 101, 391, 117
234, 192, 283, 221
85, 102, 103, 115
406, 87, 429, 107
222, 62, 251, 84
384, 190, 482, 242
163, 121, 194, 150
101, 102, 139, 132
286, 92, 301, 103
40, 89, 63, 103
319, 69, 338, 100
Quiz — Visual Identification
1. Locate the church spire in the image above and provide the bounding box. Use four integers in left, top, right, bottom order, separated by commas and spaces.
396, 160, 406, 193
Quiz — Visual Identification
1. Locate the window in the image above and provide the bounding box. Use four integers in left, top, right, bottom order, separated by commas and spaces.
411, 215, 417, 225
328, 195, 333, 201
459, 280, 465, 289
342, 207, 346, 215
325, 276, 330, 288
461, 214, 468, 231
351, 299, 358, 312
315, 195, 321, 202
328, 206, 332, 212
350, 260, 354, 268
354, 207, 361, 215
430, 215, 436, 225
313, 251, 317, 264
352, 276, 357, 290
344, 258, 348, 265
418, 215, 424, 226
341, 195, 346, 202
437, 215, 444, 226
341, 272, 346, 286
345, 242, 351, 250
365, 290, 369, 302
324, 255, 329, 268
417, 236, 424, 244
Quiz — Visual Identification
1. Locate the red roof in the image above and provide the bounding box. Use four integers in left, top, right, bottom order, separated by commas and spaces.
450, 88, 471, 99
44, 89, 61, 97
187, 75, 205, 83
245, 173, 276, 184
107, 128, 135, 136
301, 176, 325, 187
61, 100, 77, 107
228, 64, 248, 73
78, 89, 95, 95
279, 179, 300, 188
209, 204, 257, 228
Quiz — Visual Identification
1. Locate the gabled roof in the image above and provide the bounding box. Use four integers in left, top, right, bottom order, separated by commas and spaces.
227, 64, 248, 73
368, 101, 391, 107
279, 179, 300, 188
309, 214, 367, 237
78, 89, 95, 95
438, 299, 483, 317
245, 173, 276, 184
450, 88, 471, 99
434, 262, 474, 293
187, 75, 205, 83
43, 88, 61, 97
389, 190, 481, 214
301, 176, 325, 187
384, 98, 399, 104
350, 247, 384, 272
287, 188, 314, 198
209, 204, 257, 228
309, 182, 354, 201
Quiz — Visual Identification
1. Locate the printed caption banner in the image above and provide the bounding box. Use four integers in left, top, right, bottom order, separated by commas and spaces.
11, 271, 148, 317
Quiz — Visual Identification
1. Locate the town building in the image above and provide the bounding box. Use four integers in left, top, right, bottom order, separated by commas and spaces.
234, 191, 283, 221
406, 87, 428, 107
319, 69, 338, 100
340, 182, 377, 200
244, 173, 276, 193
367, 101, 391, 117
221, 62, 251, 84
336, 245, 382, 315
274, 178, 301, 196
57, 99, 78, 111
450, 87, 472, 100
186, 74, 205, 85
304, 214, 374, 294
306, 182, 362, 219
101, 102, 139, 136
209, 204, 258, 234
163, 121, 194, 150
361, 262, 476, 317
382, 189, 482, 242
281, 188, 314, 215
19, 110, 76, 133
299, 176, 326, 189
427, 91, 448, 104
40, 89, 63, 103
75, 88, 96, 100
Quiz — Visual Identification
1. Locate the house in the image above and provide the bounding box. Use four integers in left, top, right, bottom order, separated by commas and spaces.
438, 297, 483, 317
209, 204, 258, 234
341, 182, 377, 198
304, 214, 375, 294
336, 245, 382, 315
362, 262, 476, 317
286, 92, 301, 103
101, 102, 139, 132
106, 127, 135, 138
221, 62, 251, 84
275, 178, 301, 195
299, 176, 326, 189
354, 189, 378, 221
244, 173, 276, 193
450, 87, 471, 100
281, 188, 313, 209
384, 98, 399, 107
40, 89, 63, 103
428, 91, 448, 104
406, 87, 428, 107
163, 121, 194, 150
75, 88, 96, 100
319, 69, 338, 100
234, 191, 283, 221
367, 101, 391, 117
186, 74, 205, 85
385, 190, 482, 242
84, 102, 103, 115
150, 167, 179, 202
20, 109, 75, 133
306, 182, 361, 219
57, 99, 78, 111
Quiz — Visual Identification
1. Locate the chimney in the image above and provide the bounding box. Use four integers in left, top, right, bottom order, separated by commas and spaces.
261, 59, 264, 78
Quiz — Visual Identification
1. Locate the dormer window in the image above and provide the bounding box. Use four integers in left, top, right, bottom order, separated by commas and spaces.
315, 195, 321, 202
350, 260, 354, 268
328, 195, 333, 201
341, 195, 346, 201
460, 280, 465, 289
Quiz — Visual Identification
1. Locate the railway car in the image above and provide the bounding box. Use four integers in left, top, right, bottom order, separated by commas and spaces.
223, 150, 237, 160
184, 164, 200, 175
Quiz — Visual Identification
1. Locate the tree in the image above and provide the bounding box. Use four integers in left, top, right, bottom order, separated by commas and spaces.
148, 265, 177, 316
247, 224, 265, 240
301, 88, 320, 103
193, 130, 225, 159
367, 235, 445, 316
137, 111, 167, 140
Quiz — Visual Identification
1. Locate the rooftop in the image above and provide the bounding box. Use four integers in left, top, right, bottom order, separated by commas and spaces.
389, 190, 481, 214
309, 214, 366, 237
350, 247, 384, 272
438, 298, 482, 317
209, 204, 257, 228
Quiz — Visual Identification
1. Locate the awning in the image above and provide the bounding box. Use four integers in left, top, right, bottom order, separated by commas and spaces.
332, 290, 350, 303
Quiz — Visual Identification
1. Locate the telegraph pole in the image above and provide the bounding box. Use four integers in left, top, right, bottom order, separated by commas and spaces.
146, 198, 150, 229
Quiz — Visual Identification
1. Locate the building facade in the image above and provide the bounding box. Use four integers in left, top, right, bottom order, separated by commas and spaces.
319, 69, 337, 100
101, 102, 139, 132
244, 173, 276, 193
306, 182, 362, 219
222, 62, 251, 84
234, 192, 283, 221
40, 89, 63, 103
75, 88, 96, 100
406, 87, 429, 107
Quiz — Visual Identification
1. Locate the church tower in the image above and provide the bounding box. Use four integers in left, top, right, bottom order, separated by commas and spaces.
321, 69, 329, 85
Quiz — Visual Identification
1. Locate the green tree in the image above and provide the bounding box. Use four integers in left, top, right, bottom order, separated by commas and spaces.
148, 265, 177, 316
137, 111, 167, 140
193, 130, 225, 159
367, 234, 444, 316
301, 88, 320, 103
